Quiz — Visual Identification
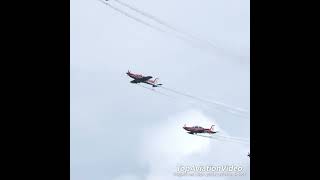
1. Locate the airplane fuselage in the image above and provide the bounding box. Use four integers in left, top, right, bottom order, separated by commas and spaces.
183, 126, 216, 134
127, 72, 161, 87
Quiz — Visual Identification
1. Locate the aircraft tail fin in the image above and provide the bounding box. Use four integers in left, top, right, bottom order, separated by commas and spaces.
153, 78, 159, 84
155, 78, 163, 86
151, 78, 162, 87
210, 125, 215, 131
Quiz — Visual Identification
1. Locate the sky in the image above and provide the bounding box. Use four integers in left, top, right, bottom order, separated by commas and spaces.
70, 0, 250, 180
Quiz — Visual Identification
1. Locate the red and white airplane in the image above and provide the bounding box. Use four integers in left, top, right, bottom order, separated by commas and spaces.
126, 70, 162, 87
183, 124, 218, 134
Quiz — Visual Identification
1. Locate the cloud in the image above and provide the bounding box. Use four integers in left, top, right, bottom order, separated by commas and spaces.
138, 109, 249, 180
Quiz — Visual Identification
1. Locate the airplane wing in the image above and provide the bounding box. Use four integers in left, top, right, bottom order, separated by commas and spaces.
130, 80, 139, 83
140, 76, 153, 82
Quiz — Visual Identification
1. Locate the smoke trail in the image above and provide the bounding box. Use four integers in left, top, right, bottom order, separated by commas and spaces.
192, 134, 249, 145
136, 84, 175, 100
113, 0, 219, 49
138, 84, 224, 111
113, 0, 183, 33
213, 135, 250, 145
113, 0, 249, 60
214, 134, 249, 142
136, 84, 218, 111
213, 136, 250, 145
99, 0, 248, 60
160, 86, 249, 118
99, 0, 166, 33
99, 0, 203, 47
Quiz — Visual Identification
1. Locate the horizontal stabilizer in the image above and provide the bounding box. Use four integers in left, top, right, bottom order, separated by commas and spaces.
130, 80, 139, 83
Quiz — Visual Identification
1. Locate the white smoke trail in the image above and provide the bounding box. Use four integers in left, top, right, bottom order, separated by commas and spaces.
113, 0, 219, 49
160, 86, 249, 118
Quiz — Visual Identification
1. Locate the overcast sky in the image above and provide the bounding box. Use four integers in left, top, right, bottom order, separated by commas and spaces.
71, 0, 250, 180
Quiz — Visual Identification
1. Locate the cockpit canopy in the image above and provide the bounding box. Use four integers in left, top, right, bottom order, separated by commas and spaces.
193, 126, 202, 128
